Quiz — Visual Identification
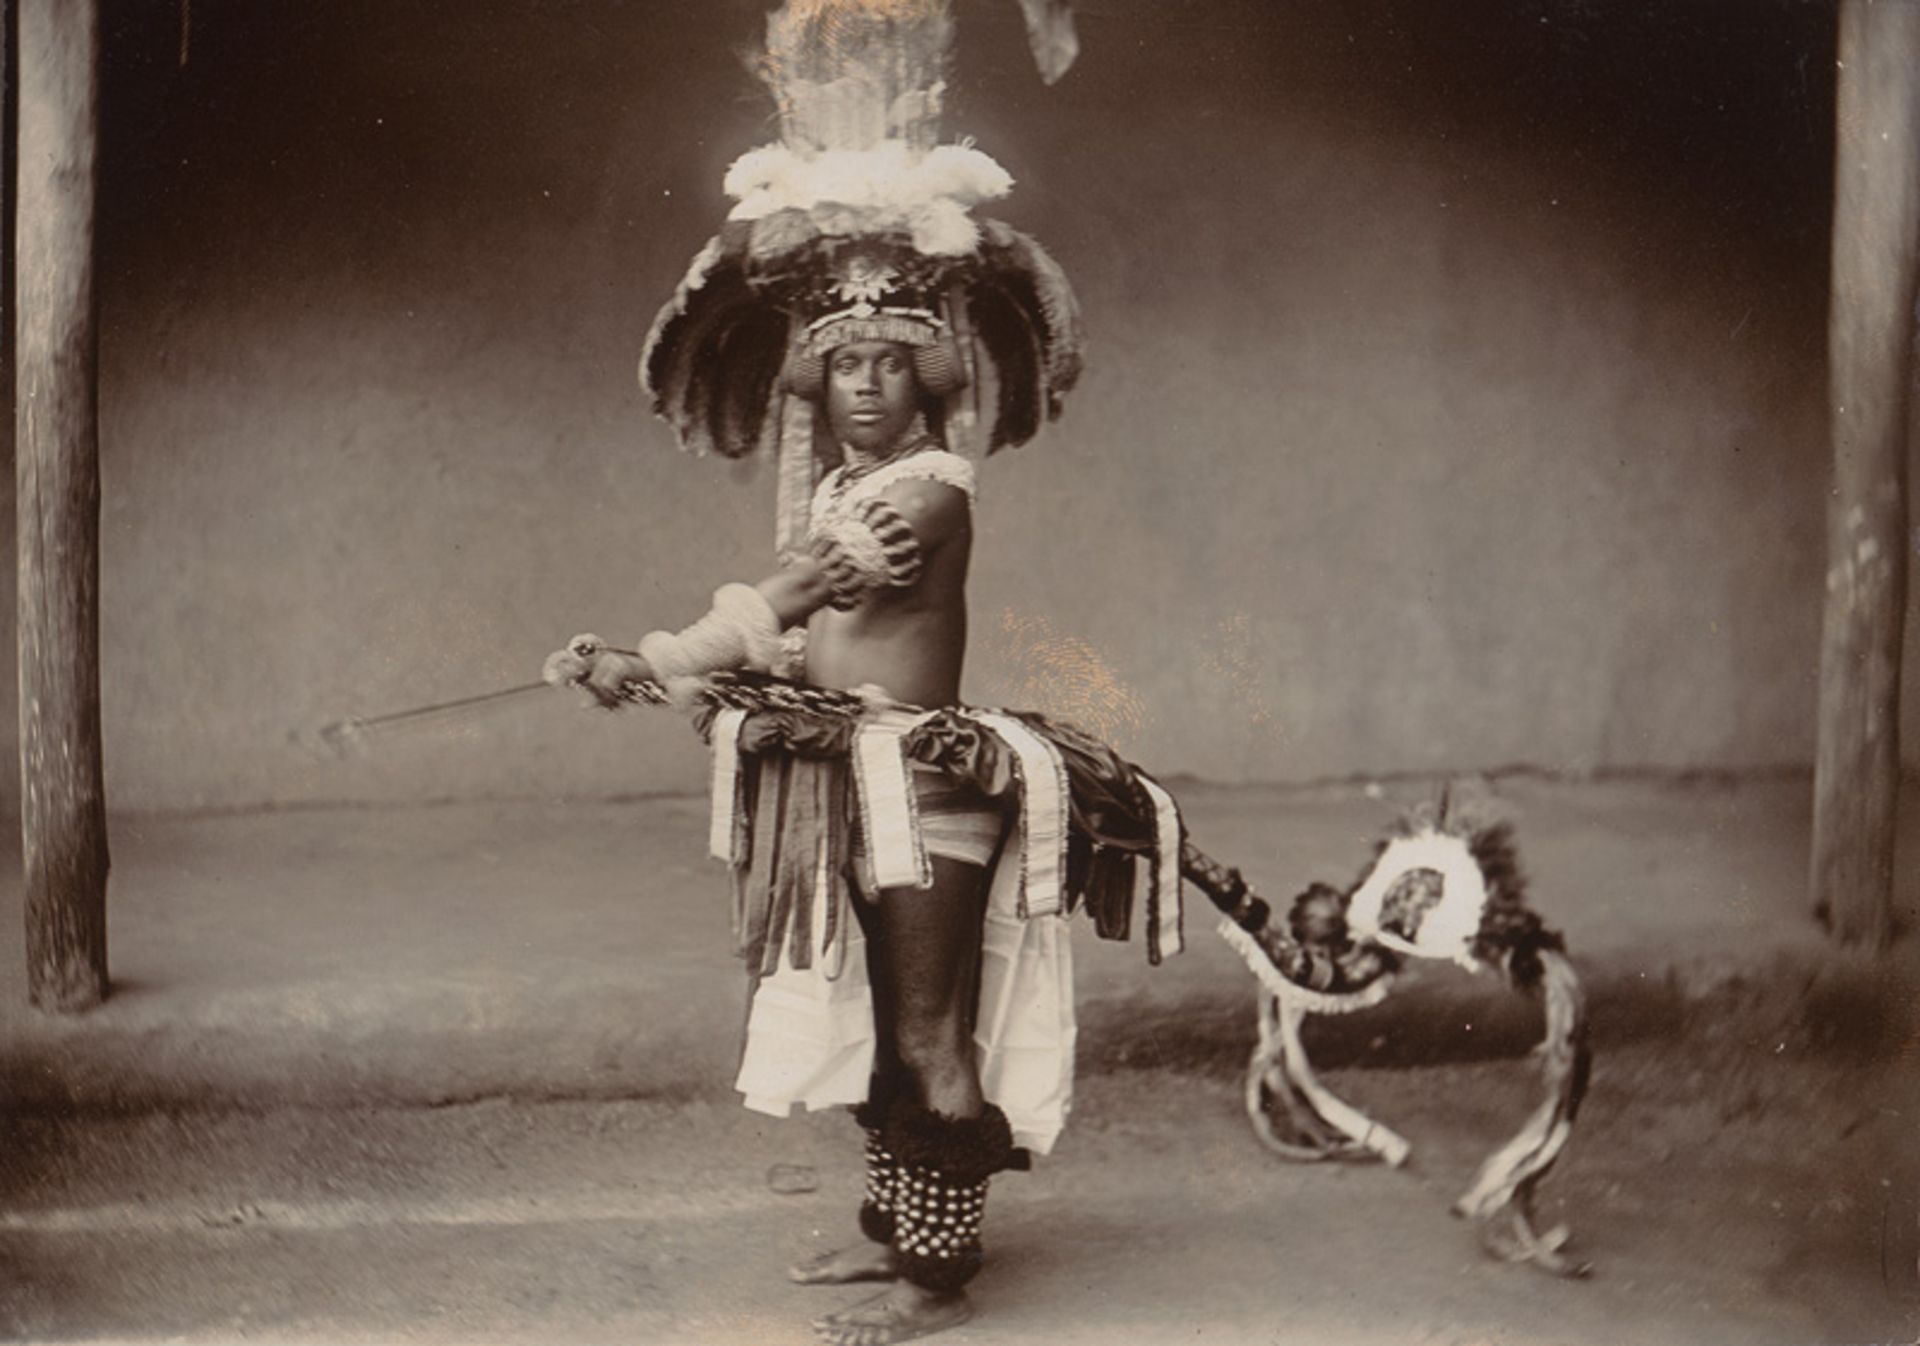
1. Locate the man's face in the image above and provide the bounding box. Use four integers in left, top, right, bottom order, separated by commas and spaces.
825, 341, 921, 456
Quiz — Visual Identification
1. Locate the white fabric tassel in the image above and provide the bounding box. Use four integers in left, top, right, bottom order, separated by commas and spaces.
974, 846, 1075, 1154
736, 905, 877, 1117
1453, 949, 1587, 1219
1272, 992, 1411, 1167
774, 390, 817, 557
852, 712, 937, 890
708, 709, 749, 864
1136, 771, 1185, 958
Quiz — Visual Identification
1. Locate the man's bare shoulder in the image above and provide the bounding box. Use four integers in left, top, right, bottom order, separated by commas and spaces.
878, 475, 971, 547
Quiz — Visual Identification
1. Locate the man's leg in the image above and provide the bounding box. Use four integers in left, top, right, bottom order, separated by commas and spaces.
813, 855, 1005, 1345
873, 854, 987, 1118
788, 890, 915, 1287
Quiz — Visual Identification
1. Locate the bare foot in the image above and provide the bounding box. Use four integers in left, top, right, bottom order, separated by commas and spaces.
811, 1284, 972, 1344
789, 1242, 900, 1285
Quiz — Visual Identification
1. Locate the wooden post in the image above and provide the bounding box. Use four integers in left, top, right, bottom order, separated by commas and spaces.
1810, 0, 1920, 950
16, 0, 109, 1010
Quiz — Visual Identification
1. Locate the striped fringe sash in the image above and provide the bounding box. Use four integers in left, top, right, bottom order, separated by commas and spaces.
963, 711, 1069, 919
1133, 770, 1186, 964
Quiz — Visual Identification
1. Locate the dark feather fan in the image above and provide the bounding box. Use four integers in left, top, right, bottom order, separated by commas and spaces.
968, 281, 1046, 451
979, 222, 1085, 408
972, 224, 1084, 448
640, 232, 793, 460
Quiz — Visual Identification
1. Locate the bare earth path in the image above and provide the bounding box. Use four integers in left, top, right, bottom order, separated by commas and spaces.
1, 1041, 1911, 1345
0, 777, 1915, 1342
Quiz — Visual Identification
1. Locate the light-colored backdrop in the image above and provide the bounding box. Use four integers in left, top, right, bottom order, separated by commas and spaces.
10, 1, 1907, 810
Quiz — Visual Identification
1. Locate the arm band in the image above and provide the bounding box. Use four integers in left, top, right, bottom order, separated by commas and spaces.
638, 583, 783, 678
808, 498, 925, 611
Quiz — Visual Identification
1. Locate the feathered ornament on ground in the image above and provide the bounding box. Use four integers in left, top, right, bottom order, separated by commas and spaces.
1209, 787, 1594, 1279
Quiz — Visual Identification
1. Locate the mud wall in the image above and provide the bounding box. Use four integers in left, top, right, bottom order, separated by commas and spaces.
7, 1, 1901, 808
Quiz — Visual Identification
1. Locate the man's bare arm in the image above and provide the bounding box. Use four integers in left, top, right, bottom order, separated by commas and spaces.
556, 478, 968, 705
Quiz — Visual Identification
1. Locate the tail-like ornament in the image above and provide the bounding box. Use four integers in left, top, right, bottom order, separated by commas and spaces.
1189, 800, 1593, 1278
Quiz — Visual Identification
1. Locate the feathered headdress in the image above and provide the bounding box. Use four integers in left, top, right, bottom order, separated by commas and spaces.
640, 0, 1085, 550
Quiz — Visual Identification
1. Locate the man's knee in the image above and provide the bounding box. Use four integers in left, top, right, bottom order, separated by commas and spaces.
892, 1011, 969, 1078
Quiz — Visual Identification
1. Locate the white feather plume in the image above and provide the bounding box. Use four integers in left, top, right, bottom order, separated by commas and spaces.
725, 141, 1013, 255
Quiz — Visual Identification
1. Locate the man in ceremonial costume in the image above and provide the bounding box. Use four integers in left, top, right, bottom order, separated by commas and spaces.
543, 2, 1185, 1341
545, 5, 1596, 1331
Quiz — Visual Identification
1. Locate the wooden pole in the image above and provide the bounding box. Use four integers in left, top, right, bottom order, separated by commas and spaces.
1810, 0, 1920, 951
16, 0, 108, 1010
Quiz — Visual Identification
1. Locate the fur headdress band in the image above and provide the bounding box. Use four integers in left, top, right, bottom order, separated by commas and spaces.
779, 300, 967, 398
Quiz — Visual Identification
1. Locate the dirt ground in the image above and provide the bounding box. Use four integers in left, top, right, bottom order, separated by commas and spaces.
2, 958, 1916, 1345
0, 777, 1916, 1343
